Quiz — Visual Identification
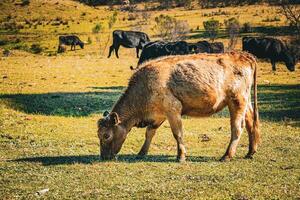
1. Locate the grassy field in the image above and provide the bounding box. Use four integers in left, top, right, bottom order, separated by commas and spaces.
1, 0, 300, 199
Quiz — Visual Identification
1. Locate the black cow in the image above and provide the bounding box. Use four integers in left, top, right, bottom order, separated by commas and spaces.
136, 40, 190, 66
108, 30, 150, 58
58, 35, 84, 52
210, 42, 224, 53
188, 41, 224, 54
188, 41, 211, 53
242, 37, 296, 71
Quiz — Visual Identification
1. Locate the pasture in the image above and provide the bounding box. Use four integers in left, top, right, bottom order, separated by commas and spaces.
0, 0, 300, 199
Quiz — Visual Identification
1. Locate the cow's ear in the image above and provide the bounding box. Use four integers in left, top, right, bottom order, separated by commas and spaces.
109, 112, 120, 125
103, 111, 110, 117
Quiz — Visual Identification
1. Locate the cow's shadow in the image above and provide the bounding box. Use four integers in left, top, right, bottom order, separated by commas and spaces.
11, 154, 217, 166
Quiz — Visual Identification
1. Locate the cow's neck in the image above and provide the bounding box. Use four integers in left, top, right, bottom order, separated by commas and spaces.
111, 92, 142, 132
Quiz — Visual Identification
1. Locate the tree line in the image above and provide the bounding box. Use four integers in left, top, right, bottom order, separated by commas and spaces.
76, 0, 300, 7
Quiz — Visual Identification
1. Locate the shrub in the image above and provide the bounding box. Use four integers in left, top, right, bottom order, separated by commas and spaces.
225, 17, 240, 50
158, 0, 173, 9
175, 0, 193, 9
87, 37, 92, 44
92, 23, 103, 33
108, 11, 118, 29
3, 49, 10, 57
242, 22, 252, 33
203, 18, 220, 41
0, 39, 8, 46
153, 14, 190, 41
21, 0, 30, 6
30, 43, 42, 54
128, 13, 138, 21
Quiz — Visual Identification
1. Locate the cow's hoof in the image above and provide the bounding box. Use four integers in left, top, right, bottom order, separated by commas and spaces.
136, 151, 146, 159
135, 155, 144, 160
220, 155, 231, 162
177, 156, 186, 163
244, 154, 254, 159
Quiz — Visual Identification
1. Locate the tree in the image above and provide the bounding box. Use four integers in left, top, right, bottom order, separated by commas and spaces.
103, 11, 118, 55
153, 14, 190, 41
225, 17, 240, 50
203, 19, 220, 41
278, 0, 300, 38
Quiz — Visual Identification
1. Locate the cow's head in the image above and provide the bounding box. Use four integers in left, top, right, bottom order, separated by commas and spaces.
97, 111, 127, 160
282, 51, 296, 72
79, 42, 84, 49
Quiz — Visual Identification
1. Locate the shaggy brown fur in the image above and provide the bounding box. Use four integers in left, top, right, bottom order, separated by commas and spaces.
98, 51, 260, 161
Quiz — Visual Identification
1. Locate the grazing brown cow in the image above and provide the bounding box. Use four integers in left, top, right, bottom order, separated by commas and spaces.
97, 52, 260, 162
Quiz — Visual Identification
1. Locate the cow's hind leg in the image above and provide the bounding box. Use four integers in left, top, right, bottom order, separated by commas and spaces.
221, 95, 247, 162
108, 45, 114, 58
167, 111, 186, 162
115, 45, 120, 58
137, 125, 160, 158
245, 103, 260, 159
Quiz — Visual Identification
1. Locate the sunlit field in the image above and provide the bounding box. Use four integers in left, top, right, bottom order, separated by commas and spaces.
0, 0, 299, 199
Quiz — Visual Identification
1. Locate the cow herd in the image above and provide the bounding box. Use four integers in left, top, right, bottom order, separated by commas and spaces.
56, 30, 298, 162
58, 30, 297, 72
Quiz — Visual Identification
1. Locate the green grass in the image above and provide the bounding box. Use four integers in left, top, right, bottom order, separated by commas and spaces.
0, 1, 300, 199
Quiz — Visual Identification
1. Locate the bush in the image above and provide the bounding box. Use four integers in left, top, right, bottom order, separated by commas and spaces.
21, 0, 30, 6
203, 18, 220, 41
3, 49, 10, 57
30, 44, 42, 54
242, 22, 252, 33
0, 39, 8, 46
158, 0, 173, 9
175, 0, 193, 9
128, 13, 138, 21
225, 17, 240, 50
87, 37, 92, 44
153, 14, 189, 41
1, 21, 20, 32
92, 23, 103, 33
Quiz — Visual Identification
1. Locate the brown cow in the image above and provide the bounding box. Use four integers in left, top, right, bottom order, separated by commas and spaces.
97, 52, 260, 162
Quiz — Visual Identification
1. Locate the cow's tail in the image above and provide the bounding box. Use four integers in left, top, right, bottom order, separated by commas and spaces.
252, 58, 260, 145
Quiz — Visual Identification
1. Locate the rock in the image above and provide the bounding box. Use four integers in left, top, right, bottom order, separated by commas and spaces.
263, 80, 270, 84
35, 188, 49, 196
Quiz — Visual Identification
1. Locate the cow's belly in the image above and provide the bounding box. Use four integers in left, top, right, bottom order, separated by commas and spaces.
180, 91, 227, 117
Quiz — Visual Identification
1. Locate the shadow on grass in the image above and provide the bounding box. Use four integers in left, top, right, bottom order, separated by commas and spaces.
0, 86, 125, 117
0, 84, 299, 122
12, 154, 216, 165
188, 25, 296, 40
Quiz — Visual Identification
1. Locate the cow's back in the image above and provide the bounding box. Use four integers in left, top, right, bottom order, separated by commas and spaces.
243, 37, 285, 58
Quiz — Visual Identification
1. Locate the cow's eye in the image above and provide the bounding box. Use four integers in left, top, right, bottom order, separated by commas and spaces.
103, 133, 110, 139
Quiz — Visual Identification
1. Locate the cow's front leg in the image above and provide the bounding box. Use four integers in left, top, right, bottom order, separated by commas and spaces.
221, 95, 247, 162
137, 126, 158, 157
167, 113, 186, 162
271, 60, 276, 71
